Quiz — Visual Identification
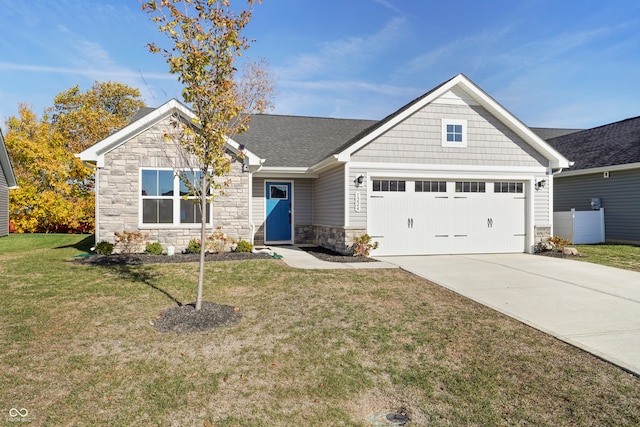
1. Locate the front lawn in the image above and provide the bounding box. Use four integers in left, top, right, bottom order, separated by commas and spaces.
1, 234, 639, 426
575, 243, 640, 272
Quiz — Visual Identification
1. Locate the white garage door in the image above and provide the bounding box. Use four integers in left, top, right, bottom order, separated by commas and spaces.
369, 179, 526, 256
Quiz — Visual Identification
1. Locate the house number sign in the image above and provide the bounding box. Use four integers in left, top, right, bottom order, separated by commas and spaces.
355, 192, 361, 212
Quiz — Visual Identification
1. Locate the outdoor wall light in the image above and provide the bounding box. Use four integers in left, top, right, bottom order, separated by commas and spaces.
354, 175, 364, 186
535, 179, 546, 190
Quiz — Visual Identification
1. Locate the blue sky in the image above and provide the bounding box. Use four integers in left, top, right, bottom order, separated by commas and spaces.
1, 0, 639, 129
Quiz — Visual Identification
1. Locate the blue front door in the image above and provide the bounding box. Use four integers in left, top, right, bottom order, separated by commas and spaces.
266, 182, 292, 242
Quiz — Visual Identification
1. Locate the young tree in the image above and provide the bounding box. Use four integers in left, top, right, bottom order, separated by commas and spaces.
143, 0, 273, 310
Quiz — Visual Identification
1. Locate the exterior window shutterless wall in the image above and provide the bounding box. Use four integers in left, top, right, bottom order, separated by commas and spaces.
140, 168, 211, 225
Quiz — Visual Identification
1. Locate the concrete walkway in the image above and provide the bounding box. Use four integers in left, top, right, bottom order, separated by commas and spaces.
271, 245, 398, 270
378, 254, 640, 376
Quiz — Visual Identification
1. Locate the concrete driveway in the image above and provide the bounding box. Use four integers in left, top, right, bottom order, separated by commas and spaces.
378, 254, 640, 376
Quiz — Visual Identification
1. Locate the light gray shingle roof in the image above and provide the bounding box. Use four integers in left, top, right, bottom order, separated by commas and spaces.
234, 114, 377, 167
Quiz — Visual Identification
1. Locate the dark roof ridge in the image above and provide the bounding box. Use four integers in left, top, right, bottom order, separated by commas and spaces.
549, 115, 640, 141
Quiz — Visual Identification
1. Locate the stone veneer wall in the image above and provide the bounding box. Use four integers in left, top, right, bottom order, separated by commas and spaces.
97, 118, 251, 252
534, 225, 551, 244
309, 225, 367, 255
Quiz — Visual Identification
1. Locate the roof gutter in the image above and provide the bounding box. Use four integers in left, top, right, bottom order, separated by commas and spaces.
555, 161, 639, 178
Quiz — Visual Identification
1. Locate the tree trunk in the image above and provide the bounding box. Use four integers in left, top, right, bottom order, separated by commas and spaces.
195, 171, 207, 311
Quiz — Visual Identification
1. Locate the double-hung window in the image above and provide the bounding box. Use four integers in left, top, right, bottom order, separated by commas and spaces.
140, 168, 211, 226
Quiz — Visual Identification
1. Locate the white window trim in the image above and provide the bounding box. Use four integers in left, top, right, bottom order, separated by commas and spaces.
441, 118, 467, 148
138, 167, 213, 228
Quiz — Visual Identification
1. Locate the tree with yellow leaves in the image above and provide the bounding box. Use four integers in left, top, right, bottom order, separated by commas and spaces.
5, 82, 145, 232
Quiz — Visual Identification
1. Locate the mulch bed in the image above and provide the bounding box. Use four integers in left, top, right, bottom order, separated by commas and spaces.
72, 246, 376, 266
299, 246, 378, 263
152, 302, 242, 334
535, 249, 584, 259
72, 251, 273, 266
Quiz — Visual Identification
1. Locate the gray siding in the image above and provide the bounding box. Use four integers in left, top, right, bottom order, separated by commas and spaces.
348, 167, 369, 228
313, 165, 345, 226
554, 168, 640, 242
0, 167, 8, 237
352, 101, 548, 168
534, 181, 551, 226
294, 178, 313, 225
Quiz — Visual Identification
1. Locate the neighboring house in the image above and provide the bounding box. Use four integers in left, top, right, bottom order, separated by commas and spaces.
79, 74, 570, 256
547, 116, 640, 244
0, 128, 18, 237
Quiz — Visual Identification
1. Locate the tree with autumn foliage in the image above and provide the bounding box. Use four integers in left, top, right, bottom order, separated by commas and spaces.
52, 81, 145, 153
5, 82, 145, 232
144, 0, 274, 310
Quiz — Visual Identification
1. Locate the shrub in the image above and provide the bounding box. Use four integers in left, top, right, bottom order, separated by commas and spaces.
351, 234, 379, 257
235, 239, 253, 253
187, 238, 201, 254
547, 235, 572, 251
94, 241, 114, 255
145, 242, 164, 255
206, 228, 229, 253
114, 230, 149, 254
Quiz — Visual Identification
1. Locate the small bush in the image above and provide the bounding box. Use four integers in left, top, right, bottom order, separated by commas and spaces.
187, 238, 201, 254
547, 235, 572, 251
145, 242, 164, 255
95, 241, 114, 255
206, 228, 229, 253
351, 234, 379, 257
114, 230, 149, 254
235, 239, 253, 253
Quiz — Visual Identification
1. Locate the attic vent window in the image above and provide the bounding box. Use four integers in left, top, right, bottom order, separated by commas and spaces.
441, 119, 467, 147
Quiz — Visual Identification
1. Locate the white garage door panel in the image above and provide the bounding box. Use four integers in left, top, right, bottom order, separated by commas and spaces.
370, 180, 526, 256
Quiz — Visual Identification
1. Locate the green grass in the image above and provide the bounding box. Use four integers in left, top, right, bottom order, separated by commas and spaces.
574, 243, 640, 272
1, 234, 639, 426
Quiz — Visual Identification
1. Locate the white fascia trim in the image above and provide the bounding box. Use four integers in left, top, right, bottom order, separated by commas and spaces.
78, 98, 262, 168
555, 162, 640, 178
310, 154, 343, 173
78, 99, 192, 167
335, 74, 570, 169
350, 161, 547, 175
449, 77, 571, 169
253, 167, 318, 178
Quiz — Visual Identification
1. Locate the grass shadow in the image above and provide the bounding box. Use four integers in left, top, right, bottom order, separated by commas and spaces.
95, 262, 184, 307
54, 234, 95, 252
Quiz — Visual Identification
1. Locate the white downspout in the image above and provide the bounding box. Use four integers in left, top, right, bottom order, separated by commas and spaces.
248, 170, 255, 245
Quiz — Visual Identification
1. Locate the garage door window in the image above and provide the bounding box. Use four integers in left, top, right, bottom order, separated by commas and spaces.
373, 179, 406, 192
415, 180, 447, 192
494, 182, 523, 193
455, 181, 486, 193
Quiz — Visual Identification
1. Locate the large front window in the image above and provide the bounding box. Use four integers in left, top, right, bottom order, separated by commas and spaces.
140, 169, 211, 225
